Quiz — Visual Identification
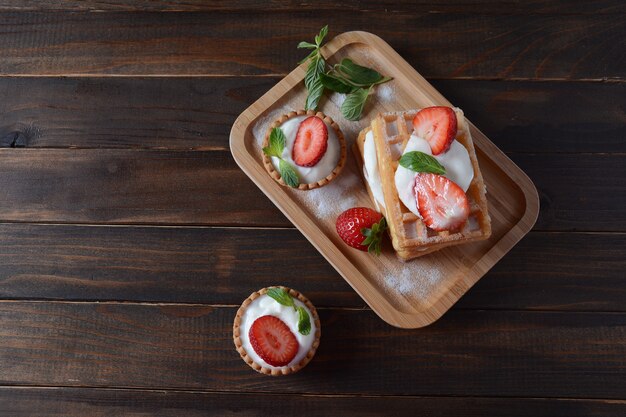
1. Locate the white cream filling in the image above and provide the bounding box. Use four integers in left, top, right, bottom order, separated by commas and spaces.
239, 293, 317, 370
363, 130, 385, 210
270, 116, 340, 184
395, 134, 474, 217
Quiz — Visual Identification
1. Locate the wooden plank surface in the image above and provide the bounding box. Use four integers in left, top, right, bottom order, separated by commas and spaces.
1, 1, 624, 13
0, 301, 624, 398
0, 77, 623, 153
0, 150, 622, 230
0, 2, 623, 414
0, 224, 623, 312
0, 149, 285, 226
0, 12, 623, 79
1, 387, 625, 417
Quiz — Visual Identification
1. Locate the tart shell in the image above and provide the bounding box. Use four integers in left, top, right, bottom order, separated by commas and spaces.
262, 110, 347, 190
233, 286, 321, 376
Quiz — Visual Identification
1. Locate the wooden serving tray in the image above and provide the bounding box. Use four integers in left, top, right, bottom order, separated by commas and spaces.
230, 31, 539, 328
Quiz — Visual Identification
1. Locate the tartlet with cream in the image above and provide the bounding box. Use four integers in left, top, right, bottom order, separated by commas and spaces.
233, 286, 321, 376
262, 110, 346, 190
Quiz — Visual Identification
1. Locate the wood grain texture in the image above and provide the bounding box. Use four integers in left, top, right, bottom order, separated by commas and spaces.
0, 1, 624, 13
509, 153, 626, 232
0, 149, 622, 230
1, 387, 625, 417
0, 225, 623, 312
0, 12, 623, 79
0, 301, 624, 398
0, 149, 286, 226
0, 76, 623, 153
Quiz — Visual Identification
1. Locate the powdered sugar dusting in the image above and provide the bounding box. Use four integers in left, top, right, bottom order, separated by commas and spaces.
328, 91, 346, 108
376, 82, 396, 104
383, 261, 443, 300
293, 160, 361, 220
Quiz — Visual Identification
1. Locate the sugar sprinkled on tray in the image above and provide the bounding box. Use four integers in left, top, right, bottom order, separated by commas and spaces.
293, 159, 361, 220
383, 262, 443, 300
376, 82, 396, 104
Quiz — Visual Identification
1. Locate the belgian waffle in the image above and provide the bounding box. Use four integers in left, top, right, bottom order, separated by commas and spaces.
359, 108, 491, 261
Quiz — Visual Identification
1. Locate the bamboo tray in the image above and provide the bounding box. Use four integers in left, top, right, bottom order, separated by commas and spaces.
230, 31, 539, 328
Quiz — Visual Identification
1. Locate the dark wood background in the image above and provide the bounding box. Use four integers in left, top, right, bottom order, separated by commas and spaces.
0, 1, 624, 416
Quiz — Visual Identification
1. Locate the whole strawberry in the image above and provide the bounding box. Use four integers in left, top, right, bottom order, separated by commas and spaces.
336, 207, 387, 254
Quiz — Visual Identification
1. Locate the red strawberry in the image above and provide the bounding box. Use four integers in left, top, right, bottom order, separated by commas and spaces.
414, 173, 469, 231
336, 207, 387, 254
412, 106, 457, 155
249, 315, 299, 367
292, 116, 328, 167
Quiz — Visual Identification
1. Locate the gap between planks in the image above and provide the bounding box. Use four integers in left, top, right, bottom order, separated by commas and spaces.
0, 299, 625, 314
0, 384, 625, 403
0, 221, 623, 235
0, 74, 622, 83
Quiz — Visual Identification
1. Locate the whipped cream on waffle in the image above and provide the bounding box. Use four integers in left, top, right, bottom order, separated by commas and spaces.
395, 135, 474, 217
362, 127, 473, 218
363, 130, 386, 209
239, 293, 317, 370
270, 116, 340, 184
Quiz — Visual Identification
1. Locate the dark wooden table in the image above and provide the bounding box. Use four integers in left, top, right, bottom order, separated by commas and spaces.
0, 2, 624, 416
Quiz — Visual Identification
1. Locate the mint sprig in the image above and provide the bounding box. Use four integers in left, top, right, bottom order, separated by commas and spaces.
332, 58, 392, 87
399, 151, 446, 175
266, 287, 312, 336
299, 25, 328, 111
298, 26, 392, 121
262, 127, 299, 188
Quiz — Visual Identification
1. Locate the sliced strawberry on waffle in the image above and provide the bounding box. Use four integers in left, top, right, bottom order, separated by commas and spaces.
414, 173, 469, 231
292, 116, 328, 167
249, 315, 299, 367
412, 106, 457, 155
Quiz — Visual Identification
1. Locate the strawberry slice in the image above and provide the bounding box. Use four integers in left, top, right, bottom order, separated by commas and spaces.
412, 106, 457, 155
292, 116, 328, 167
414, 173, 469, 231
249, 315, 299, 367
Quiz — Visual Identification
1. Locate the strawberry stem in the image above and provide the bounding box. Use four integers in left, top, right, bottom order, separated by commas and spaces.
361, 217, 387, 255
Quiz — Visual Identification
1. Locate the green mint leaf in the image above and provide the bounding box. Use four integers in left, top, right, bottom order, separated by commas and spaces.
337, 58, 386, 85
279, 159, 300, 188
304, 57, 326, 111
319, 72, 353, 94
296, 306, 311, 335
270, 127, 286, 154
315, 25, 328, 46
305, 56, 324, 90
266, 287, 295, 308
341, 87, 371, 121
263, 127, 286, 158
299, 26, 330, 111
298, 41, 317, 49
398, 151, 446, 175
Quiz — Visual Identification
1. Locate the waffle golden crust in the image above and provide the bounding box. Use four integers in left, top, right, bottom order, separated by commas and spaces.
262, 110, 347, 190
358, 108, 491, 261
233, 286, 321, 376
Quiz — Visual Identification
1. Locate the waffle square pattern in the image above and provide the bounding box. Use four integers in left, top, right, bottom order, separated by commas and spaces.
354, 108, 491, 261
